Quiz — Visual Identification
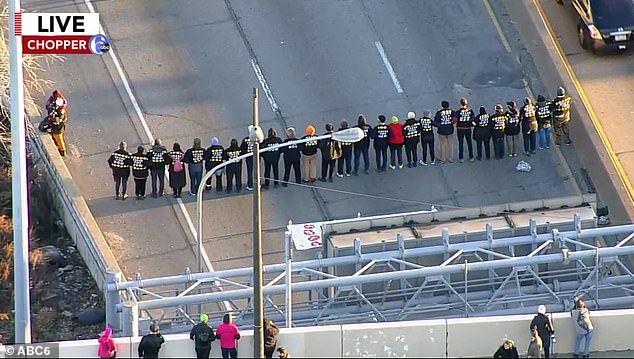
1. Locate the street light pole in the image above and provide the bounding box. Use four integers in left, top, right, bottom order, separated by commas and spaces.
10, 0, 32, 344
252, 88, 264, 358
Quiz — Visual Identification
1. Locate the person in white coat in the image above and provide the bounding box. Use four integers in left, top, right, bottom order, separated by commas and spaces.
571, 298, 594, 358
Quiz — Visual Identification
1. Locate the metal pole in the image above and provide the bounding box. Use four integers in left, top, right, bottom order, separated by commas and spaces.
285, 231, 292, 328
10, 0, 32, 344
252, 88, 264, 358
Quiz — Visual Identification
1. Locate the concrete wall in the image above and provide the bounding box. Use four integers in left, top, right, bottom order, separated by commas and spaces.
50, 308, 634, 358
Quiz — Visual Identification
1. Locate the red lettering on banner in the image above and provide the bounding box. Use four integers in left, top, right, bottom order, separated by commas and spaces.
304, 224, 315, 230
23, 35, 92, 54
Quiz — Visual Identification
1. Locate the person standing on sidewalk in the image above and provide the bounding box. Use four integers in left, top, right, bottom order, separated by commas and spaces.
455, 97, 475, 163
353, 115, 372, 175
403, 111, 421, 168
108, 141, 132, 200
473, 106, 492, 161
572, 299, 594, 358
216, 313, 240, 359
434, 100, 456, 163
491, 104, 507, 160
130, 146, 150, 200
223, 139, 243, 193
184, 138, 205, 196
190, 314, 216, 359
536, 95, 554, 149
520, 97, 538, 156
147, 139, 170, 198
337, 120, 354, 177
300, 125, 319, 182
168, 143, 186, 198
505, 101, 521, 157
388, 116, 404, 169
282, 128, 302, 186
419, 111, 435, 166
205, 137, 225, 192
262, 128, 283, 188
553, 86, 573, 146
138, 322, 165, 359
372, 115, 391, 172
263, 318, 280, 359
530, 304, 555, 359
319, 123, 338, 182
240, 132, 255, 191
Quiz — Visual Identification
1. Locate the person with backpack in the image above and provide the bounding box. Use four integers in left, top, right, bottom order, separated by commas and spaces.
263, 318, 280, 359
223, 139, 243, 193
262, 128, 283, 188
372, 115, 391, 172
130, 146, 150, 200
571, 299, 594, 358
184, 138, 206, 196
336, 120, 353, 177
146, 139, 170, 198
190, 314, 216, 359
216, 313, 240, 359
319, 123, 339, 182
353, 115, 372, 175
138, 322, 165, 359
107, 141, 132, 200
388, 116, 404, 169
46, 95, 69, 157
168, 143, 186, 198
205, 137, 225, 192
97, 327, 117, 359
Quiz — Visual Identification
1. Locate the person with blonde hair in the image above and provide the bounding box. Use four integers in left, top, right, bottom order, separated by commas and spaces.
276, 347, 291, 358
572, 298, 594, 358
493, 339, 519, 358
527, 328, 543, 358
282, 127, 301, 186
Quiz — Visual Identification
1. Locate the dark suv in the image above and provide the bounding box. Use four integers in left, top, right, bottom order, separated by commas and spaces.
568, 0, 634, 52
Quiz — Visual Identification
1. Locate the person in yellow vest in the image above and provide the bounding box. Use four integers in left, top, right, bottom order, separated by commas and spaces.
107, 142, 132, 200
130, 146, 150, 200
184, 138, 206, 196
48, 102, 68, 157
553, 86, 573, 146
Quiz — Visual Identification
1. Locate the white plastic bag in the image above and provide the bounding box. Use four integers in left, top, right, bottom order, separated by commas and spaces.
516, 161, 532, 172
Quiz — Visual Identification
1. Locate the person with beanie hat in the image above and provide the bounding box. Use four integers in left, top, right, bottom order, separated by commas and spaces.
205, 137, 225, 192
300, 124, 319, 182
108, 141, 132, 200
223, 138, 243, 193
168, 143, 187, 198
473, 106, 492, 161
190, 314, 216, 358
138, 322, 165, 358
262, 128, 283, 187
419, 111, 435, 165
403, 111, 421, 167
185, 138, 206, 195
130, 146, 150, 199
336, 120, 354, 177
353, 114, 372, 175
98, 327, 117, 358
241, 130, 256, 191
491, 104, 508, 159
520, 97, 538, 155
434, 100, 456, 163
318, 123, 338, 182
372, 114, 391, 171
455, 97, 475, 163
553, 85, 572, 146
282, 127, 302, 186
388, 116, 404, 169
147, 139, 170, 198
536, 94, 554, 149
530, 304, 555, 359
505, 101, 521, 157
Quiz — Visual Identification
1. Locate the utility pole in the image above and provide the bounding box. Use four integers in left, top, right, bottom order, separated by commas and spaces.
10, 0, 32, 344
252, 88, 264, 358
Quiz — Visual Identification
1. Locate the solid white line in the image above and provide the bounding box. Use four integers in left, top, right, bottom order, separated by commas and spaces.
83, 0, 232, 311
374, 41, 403, 94
251, 59, 279, 113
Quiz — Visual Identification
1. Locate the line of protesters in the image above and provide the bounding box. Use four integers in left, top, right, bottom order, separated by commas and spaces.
108, 88, 572, 200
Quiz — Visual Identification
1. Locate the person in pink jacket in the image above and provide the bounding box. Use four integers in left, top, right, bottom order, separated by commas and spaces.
98, 327, 117, 358
215, 313, 240, 359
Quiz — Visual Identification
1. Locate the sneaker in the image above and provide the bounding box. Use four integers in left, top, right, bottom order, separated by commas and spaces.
469, 158, 475, 162
546, 145, 551, 149
346, 173, 351, 177
430, 161, 436, 165
565, 141, 572, 146
538, 146, 544, 150
121, 194, 128, 200
336, 173, 344, 178
514, 153, 519, 157
459, 158, 465, 163
418, 160, 425, 165
115, 194, 121, 200
140, 195, 146, 200
190, 192, 196, 196
508, 154, 514, 157
398, 164, 404, 169
389, 165, 396, 170
245, 186, 254, 191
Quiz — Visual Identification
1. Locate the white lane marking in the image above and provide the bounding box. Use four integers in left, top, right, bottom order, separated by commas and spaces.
251, 58, 279, 113
84, 0, 232, 311
482, 0, 512, 53
374, 41, 403, 94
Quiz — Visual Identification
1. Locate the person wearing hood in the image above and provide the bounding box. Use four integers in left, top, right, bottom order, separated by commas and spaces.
454, 97, 475, 162
147, 139, 171, 198
337, 120, 354, 176
505, 101, 521, 157
388, 116, 404, 169
241, 130, 256, 191
491, 104, 508, 159
282, 127, 302, 186
536, 94, 554, 149
97, 327, 117, 358
130, 146, 150, 200
434, 100, 456, 163
520, 97, 538, 156
223, 138, 243, 193
319, 123, 338, 182
46, 92, 69, 157
403, 111, 421, 168
108, 141, 132, 200
473, 106, 492, 161
571, 299, 594, 358
372, 115, 391, 171
185, 138, 206, 196
531, 304, 555, 359
552, 86, 572, 146
300, 125, 319, 182
262, 128, 283, 188
168, 143, 186, 198
493, 339, 519, 358
190, 313, 216, 359
263, 318, 280, 359
353, 115, 372, 175
138, 322, 165, 359
205, 137, 225, 192
419, 111, 435, 165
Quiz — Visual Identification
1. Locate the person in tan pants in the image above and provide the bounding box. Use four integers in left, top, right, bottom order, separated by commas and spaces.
434, 100, 456, 163
300, 125, 319, 182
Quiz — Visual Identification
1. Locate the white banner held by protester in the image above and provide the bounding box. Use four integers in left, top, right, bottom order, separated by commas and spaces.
288, 222, 323, 250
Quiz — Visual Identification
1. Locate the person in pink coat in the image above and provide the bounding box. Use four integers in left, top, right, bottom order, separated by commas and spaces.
98, 327, 117, 358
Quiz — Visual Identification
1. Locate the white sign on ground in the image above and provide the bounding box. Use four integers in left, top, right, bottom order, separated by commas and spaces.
288, 222, 323, 250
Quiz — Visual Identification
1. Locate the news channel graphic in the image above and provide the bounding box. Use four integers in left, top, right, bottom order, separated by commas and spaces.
0, 343, 59, 358
17, 12, 110, 55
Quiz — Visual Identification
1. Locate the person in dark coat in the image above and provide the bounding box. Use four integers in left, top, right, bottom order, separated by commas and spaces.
530, 305, 555, 359
372, 115, 391, 171
494, 339, 519, 358
223, 139, 243, 193
138, 322, 165, 359
184, 138, 206, 196
337, 120, 354, 176
263, 318, 280, 359
262, 128, 283, 188
319, 123, 337, 182
190, 314, 216, 359
205, 137, 224, 192
353, 115, 372, 175
282, 127, 301, 186
473, 106, 492, 161
107, 141, 132, 200
168, 143, 186, 198
130, 146, 150, 199
146, 139, 170, 198
505, 101, 521, 157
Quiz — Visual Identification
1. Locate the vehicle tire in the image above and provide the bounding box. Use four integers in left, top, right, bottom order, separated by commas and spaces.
578, 25, 589, 50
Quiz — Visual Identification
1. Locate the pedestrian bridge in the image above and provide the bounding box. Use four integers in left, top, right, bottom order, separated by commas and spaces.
37, 308, 634, 358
